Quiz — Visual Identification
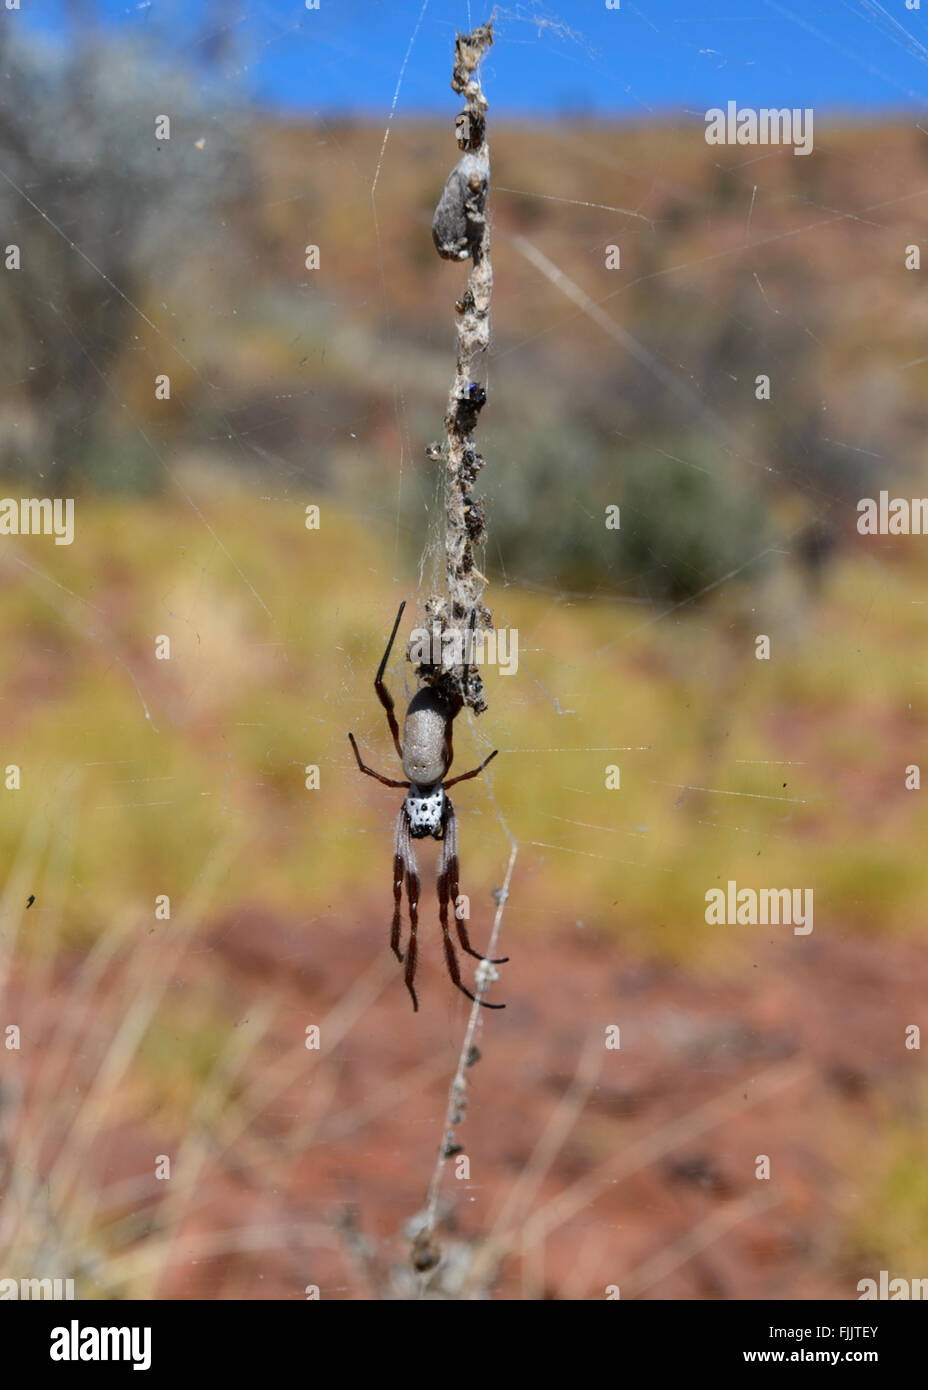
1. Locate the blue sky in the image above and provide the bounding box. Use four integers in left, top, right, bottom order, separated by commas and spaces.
20, 0, 928, 114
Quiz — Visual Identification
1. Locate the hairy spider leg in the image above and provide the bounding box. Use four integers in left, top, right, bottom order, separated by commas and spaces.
391, 810, 406, 964
462, 604, 478, 706
440, 706, 456, 780
443, 747, 498, 789
375, 600, 407, 761
400, 814, 421, 1012
347, 732, 409, 789
438, 606, 480, 775
436, 809, 504, 1010
440, 799, 508, 968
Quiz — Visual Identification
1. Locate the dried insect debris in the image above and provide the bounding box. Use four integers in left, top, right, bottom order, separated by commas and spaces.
416, 20, 494, 719
432, 151, 490, 262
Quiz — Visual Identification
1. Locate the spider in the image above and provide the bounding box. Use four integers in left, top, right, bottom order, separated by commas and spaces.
347, 601, 507, 1012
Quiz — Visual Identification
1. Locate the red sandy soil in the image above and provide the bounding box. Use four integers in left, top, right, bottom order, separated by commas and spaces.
6, 902, 921, 1300
150, 907, 928, 1297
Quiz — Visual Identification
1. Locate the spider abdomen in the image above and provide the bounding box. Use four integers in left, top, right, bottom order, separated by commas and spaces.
402, 687, 449, 786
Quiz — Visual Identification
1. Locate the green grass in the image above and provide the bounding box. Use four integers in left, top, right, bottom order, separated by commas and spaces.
1, 475, 927, 964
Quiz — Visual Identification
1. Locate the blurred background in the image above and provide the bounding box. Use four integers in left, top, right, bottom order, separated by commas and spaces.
1, 0, 928, 1299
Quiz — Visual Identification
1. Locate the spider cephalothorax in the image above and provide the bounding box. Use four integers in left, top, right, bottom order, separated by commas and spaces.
405, 785, 446, 838
347, 601, 506, 1012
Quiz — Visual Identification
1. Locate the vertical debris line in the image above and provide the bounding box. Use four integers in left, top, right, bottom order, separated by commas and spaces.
416, 20, 494, 716
411, 20, 513, 1291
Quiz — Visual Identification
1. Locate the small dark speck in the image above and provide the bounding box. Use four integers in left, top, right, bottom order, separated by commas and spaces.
26, 894, 35, 909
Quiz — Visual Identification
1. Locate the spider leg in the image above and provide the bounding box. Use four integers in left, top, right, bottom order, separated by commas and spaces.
391, 811, 406, 963
400, 814, 421, 1013
439, 908, 505, 1010
374, 601, 406, 762
438, 605, 478, 781
347, 733, 409, 789
441, 706, 456, 779
437, 804, 506, 1009
443, 747, 498, 789
462, 605, 478, 706
440, 800, 509, 966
